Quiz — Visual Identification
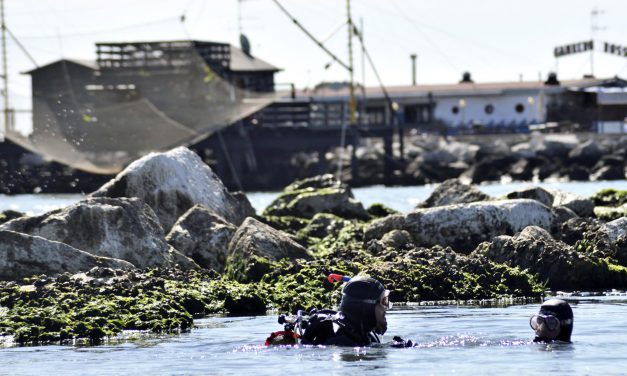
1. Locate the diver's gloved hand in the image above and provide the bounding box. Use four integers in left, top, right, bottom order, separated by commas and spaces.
390, 336, 413, 348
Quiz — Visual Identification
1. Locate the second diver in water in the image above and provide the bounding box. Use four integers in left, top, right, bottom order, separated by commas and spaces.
530, 298, 573, 343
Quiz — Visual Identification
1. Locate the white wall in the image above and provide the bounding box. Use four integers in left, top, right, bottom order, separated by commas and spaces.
433, 92, 545, 128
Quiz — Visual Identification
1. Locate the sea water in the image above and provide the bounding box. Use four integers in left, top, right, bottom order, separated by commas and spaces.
0, 181, 626, 375
1, 298, 627, 375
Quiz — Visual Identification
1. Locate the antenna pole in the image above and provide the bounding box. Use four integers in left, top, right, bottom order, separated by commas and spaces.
1, 0, 8, 138
590, 7, 604, 77
237, 0, 242, 35
346, 0, 356, 125
360, 17, 366, 124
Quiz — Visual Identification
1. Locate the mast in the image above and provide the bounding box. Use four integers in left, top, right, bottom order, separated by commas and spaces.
346, 0, 356, 125
0, 0, 8, 139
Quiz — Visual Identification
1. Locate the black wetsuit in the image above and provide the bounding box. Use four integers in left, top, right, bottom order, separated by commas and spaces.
300, 309, 380, 347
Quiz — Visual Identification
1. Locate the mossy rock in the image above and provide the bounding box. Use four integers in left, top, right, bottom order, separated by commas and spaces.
591, 189, 627, 208
259, 215, 310, 235
262, 175, 368, 220
594, 205, 627, 221
367, 203, 399, 219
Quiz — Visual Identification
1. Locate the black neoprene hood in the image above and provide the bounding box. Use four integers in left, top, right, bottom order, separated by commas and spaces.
341, 276, 386, 304
539, 299, 574, 342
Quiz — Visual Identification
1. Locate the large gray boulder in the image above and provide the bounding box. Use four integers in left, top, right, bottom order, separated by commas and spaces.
404, 199, 554, 253
600, 217, 627, 244
92, 147, 254, 232
416, 179, 491, 208
364, 214, 406, 243
165, 205, 237, 272
0, 197, 197, 270
0, 230, 134, 280
225, 217, 310, 282
505, 186, 594, 217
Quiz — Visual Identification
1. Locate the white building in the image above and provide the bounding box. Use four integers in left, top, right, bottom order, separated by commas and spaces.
298, 74, 627, 133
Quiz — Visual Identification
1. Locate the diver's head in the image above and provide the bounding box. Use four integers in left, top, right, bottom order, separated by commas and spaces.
530, 299, 573, 342
339, 276, 391, 335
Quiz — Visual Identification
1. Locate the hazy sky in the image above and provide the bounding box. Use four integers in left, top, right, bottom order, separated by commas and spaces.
5, 0, 627, 114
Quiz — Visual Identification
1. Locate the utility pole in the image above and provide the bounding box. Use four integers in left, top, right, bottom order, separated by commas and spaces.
590, 6, 605, 78
1, 0, 8, 139
360, 17, 366, 123
346, 0, 356, 125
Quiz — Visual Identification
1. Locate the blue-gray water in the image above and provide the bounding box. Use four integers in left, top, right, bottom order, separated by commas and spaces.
1, 181, 626, 375
2, 298, 627, 375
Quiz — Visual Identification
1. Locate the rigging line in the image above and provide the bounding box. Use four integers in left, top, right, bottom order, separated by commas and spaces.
353, 26, 393, 112
381, 0, 542, 67
271, 0, 351, 72
6, 27, 37, 67
18, 16, 178, 40
321, 20, 348, 45
385, 0, 460, 72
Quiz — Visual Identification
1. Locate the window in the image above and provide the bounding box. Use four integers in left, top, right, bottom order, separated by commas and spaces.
484, 104, 494, 114
515, 103, 525, 113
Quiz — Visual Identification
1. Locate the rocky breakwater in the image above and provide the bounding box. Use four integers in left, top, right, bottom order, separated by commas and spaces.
0, 152, 625, 345
351, 133, 627, 186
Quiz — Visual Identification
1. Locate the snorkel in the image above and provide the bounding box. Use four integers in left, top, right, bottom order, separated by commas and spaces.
327, 273, 352, 283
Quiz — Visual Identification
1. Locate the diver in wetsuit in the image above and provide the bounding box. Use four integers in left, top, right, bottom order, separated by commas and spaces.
530, 299, 573, 343
300, 276, 391, 347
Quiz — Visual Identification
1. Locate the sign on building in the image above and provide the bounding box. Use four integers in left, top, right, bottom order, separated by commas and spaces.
603, 42, 627, 57
554, 40, 594, 57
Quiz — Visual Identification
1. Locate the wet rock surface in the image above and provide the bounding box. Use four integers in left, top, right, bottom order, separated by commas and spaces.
374, 199, 554, 253
0, 231, 134, 280
0, 197, 197, 270
225, 217, 310, 282
165, 205, 237, 272
92, 147, 254, 232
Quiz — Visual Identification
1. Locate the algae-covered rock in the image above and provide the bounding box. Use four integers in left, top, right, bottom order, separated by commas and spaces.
92, 147, 254, 232
416, 179, 491, 208
263, 174, 369, 220
366, 203, 399, 218
166, 205, 237, 271
591, 188, 627, 207
363, 214, 406, 243
592, 188, 627, 220
594, 204, 627, 221
404, 199, 554, 253
226, 217, 310, 282
557, 217, 602, 245
380, 229, 413, 249
0, 230, 134, 280
0, 197, 197, 270
297, 213, 350, 241
472, 226, 627, 290
0, 269, 269, 345
259, 215, 310, 235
